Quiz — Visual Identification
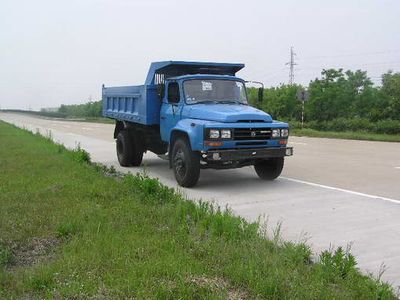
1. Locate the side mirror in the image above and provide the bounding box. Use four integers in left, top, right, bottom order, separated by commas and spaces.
245, 81, 264, 105
258, 87, 264, 103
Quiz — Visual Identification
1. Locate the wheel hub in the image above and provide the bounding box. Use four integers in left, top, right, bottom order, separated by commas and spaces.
174, 149, 186, 177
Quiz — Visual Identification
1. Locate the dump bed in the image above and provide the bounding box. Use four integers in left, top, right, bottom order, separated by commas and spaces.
102, 61, 244, 125
102, 84, 159, 125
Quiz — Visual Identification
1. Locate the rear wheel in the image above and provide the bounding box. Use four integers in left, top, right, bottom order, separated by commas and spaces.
116, 130, 143, 167
172, 138, 200, 187
254, 157, 284, 180
130, 131, 144, 166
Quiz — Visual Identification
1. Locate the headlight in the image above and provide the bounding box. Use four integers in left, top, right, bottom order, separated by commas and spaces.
281, 129, 289, 137
272, 129, 281, 138
221, 129, 231, 139
209, 129, 220, 139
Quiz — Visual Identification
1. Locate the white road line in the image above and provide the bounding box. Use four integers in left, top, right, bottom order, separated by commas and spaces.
290, 142, 307, 145
281, 177, 400, 205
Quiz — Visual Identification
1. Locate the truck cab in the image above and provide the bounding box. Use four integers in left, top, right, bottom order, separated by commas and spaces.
103, 61, 293, 187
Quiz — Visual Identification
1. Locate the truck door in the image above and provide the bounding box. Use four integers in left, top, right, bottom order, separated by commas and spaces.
160, 81, 182, 142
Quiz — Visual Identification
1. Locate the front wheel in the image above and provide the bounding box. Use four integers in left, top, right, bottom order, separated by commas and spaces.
172, 138, 200, 187
254, 157, 284, 180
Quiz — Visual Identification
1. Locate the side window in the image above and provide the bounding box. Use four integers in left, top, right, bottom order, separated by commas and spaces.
167, 82, 180, 104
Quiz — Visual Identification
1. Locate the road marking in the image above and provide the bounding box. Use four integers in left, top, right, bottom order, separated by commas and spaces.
281, 177, 400, 205
290, 142, 307, 145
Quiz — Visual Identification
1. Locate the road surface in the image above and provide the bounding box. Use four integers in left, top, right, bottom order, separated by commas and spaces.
1, 112, 400, 287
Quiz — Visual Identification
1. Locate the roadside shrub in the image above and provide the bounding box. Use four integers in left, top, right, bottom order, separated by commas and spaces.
123, 173, 177, 205
176, 200, 259, 241
294, 118, 400, 135
374, 119, 400, 135
319, 246, 357, 280
347, 118, 374, 132
71, 144, 91, 164
327, 118, 349, 132
281, 242, 312, 266
287, 120, 302, 130
307, 120, 321, 130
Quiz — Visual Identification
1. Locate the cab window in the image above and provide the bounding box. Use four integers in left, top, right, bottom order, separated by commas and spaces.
167, 82, 180, 104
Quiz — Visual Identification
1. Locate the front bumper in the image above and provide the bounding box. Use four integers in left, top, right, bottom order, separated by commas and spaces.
205, 147, 293, 162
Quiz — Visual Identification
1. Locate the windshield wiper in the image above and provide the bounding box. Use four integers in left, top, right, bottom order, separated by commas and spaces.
193, 100, 247, 105
219, 100, 247, 105
196, 100, 219, 104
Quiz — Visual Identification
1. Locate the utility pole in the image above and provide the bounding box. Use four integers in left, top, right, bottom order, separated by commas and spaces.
286, 46, 297, 85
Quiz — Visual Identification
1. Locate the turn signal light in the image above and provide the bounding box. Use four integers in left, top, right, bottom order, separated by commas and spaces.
204, 141, 223, 147
279, 140, 287, 145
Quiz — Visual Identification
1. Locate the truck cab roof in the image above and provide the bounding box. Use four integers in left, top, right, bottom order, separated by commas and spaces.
145, 61, 245, 85
167, 74, 245, 82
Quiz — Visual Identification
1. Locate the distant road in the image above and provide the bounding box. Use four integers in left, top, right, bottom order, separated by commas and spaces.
1, 112, 400, 287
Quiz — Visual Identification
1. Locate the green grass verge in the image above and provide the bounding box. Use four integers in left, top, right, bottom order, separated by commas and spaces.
0, 121, 396, 299
0, 110, 114, 124
292, 128, 400, 143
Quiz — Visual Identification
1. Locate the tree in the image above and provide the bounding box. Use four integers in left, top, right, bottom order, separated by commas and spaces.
380, 71, 400, 120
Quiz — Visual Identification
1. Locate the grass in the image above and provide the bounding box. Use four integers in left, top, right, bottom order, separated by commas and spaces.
0, 121, 396, 299
0, 109, 114, 124
292, 128, 400, 143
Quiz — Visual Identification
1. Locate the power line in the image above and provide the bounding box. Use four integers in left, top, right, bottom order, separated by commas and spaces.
297, 49, 400, 61
285, 46, 297, 84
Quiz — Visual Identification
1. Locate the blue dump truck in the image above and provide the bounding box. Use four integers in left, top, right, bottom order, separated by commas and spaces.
103, 61, 293, 187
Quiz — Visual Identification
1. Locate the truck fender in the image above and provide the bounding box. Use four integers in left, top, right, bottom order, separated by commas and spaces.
114, 121, 125, 139
168, 120, 204, 168
170, 119, 204, 151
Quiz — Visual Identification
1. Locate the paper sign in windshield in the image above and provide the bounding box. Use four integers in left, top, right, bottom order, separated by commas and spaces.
202, 81, 213, 91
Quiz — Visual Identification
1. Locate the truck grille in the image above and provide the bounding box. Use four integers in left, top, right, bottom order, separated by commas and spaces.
233, 128, 272, 140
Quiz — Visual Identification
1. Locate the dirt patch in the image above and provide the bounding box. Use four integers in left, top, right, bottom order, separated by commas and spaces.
45, 183, 64, 193
9, 236, 61, 269
187, 275, 249, 300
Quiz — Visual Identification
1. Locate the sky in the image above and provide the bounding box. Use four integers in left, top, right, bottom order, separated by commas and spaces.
0, 0, 399, 110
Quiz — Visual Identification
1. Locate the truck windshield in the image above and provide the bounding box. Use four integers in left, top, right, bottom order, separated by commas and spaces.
183, 79, 247, 104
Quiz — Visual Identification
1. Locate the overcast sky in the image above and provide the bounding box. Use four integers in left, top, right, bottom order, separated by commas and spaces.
1, 0, 399, 110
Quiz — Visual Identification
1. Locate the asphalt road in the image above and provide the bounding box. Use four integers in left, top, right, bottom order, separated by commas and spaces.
1, 112, 400, 287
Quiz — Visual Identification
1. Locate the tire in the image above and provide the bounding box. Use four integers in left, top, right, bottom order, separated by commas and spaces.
116, 130, 143, 167
171, 138, 200, 187
254, 157, 284, 180
130, 131, 144, 167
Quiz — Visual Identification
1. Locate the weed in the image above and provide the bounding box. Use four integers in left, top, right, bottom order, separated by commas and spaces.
320, 246, 357, 280
281, 242, 312, 266
56, 223, 78, 239
71, 143, 91, 164
29, 271, 54, 291
0, 244, 12, 267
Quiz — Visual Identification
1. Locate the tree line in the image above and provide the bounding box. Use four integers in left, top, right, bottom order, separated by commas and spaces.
57, 101, 103, 118
248, 69, 400, 134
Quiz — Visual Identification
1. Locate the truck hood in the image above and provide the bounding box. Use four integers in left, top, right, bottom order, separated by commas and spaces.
185, 104, 272, 123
